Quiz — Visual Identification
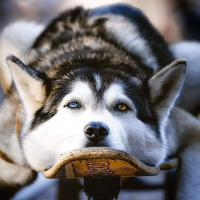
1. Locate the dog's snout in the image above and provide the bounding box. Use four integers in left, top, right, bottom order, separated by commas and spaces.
84, 122, 109, 142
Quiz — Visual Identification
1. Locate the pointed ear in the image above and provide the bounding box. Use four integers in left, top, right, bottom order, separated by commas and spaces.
148, 59, 187, 122
6, 54, 45, 117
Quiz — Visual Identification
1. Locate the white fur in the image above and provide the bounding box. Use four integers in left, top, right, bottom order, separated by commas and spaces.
0, 21, 44, 94
23, 81, 165, 171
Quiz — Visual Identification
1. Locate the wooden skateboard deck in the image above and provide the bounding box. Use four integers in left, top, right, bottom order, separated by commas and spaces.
43, 147, 178, 179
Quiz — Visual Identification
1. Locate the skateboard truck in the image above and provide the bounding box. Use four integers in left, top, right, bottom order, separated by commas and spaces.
43, 147, 178, 200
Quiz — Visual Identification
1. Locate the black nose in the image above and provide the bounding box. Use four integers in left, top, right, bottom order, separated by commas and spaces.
84, 122, 109, 142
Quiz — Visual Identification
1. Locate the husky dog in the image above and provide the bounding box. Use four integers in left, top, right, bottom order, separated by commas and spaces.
0, 4, 200, 199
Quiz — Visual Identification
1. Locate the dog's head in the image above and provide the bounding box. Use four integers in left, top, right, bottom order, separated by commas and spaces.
7, 55, 186, 171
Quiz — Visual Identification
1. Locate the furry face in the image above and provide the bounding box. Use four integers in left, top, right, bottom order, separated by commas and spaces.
23, 79, 165, 171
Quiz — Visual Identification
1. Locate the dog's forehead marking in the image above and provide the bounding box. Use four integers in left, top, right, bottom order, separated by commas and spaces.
93, 73, 101, 91
60, 81, 94, 106
71, 81, 94, 102
103, 83, 132, 106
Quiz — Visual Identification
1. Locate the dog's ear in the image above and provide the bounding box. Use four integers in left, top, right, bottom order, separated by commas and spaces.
6, 54, 45, 117
148, 59, 186, 122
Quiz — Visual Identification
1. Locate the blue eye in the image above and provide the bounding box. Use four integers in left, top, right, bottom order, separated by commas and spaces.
65, 102, 81, 109
68, 102, 78, 108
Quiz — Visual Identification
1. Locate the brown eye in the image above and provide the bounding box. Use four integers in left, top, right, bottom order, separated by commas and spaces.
114, 103, 128, 112
113, 103, 131, 112
118, 104, 127, 111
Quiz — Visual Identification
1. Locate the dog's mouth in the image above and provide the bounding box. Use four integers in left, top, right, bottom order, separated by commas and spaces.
85, 140, 109, 148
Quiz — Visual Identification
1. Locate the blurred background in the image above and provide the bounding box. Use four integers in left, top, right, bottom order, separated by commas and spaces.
0, 0, 200, 43
0, 0, 200, 199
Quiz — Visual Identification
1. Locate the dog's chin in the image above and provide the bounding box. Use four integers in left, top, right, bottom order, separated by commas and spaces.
85, 140, 109, 148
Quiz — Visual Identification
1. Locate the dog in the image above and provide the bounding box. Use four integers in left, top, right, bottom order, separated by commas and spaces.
0, 4, 200, 199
